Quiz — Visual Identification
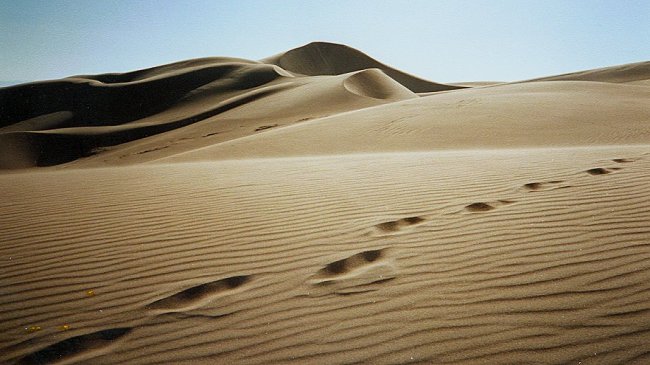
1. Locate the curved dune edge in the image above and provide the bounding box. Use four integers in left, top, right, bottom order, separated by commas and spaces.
263, 41, 464, 93
342, 69, 417, 100
525, 60, 650, 84
2, 146, 650, 363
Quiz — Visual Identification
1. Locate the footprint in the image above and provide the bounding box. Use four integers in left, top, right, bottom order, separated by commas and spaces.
612, 158, 636, 163
465, 202, 494, 212
316, 249, 384, 277
254, 124, 278, 132
146, 275, 251, 312
136, 145, 169, 155
585, 167, 621, 175
375, 216, 425, 234
19, 328, 131, 365
523, 180, 568, 192
308, 249, 396, 295
464, 200, 514, 213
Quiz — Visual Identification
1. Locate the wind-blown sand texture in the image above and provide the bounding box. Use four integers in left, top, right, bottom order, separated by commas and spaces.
2, 42, 650, 364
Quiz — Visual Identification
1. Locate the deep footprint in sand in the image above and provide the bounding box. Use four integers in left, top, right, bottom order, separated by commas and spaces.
375, 216, 425, 234
317, 249, 384, 277
308, 249, 396, 295
612, 157, 641, 163
523, 180, 568, 192
464, 199, 514, 213
19, 328, 132, 365
585, 167, 622, 175
146, 275, 251, 312
255, 124, 278, 132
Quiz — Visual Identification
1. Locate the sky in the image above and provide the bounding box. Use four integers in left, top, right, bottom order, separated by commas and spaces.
1, 0, 649, 85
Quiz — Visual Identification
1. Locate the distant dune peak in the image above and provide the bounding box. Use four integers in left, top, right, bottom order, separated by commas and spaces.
263, 41, 464, 93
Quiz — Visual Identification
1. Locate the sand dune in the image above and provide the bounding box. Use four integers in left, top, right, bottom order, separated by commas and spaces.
0, 61, 296, 168
2, 43, 648, 170
262, 42, 464, 93
162, 80, 650, 162
0, 44, 430, 169
528, 61, 650, 84
2, 43, 650, 364
342, 68, 416, 100
41, 69, 416, 169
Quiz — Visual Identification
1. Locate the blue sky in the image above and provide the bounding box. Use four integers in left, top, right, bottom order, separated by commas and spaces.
1, 0, 648, 85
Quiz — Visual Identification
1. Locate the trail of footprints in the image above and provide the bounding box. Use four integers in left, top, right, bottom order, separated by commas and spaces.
369, 156, 639, 235
16, 156, 642, 364
461, 157, 633, 214
17, 276, 253, 364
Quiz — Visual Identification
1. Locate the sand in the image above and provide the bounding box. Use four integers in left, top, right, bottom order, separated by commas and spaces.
1, 42, 650, 364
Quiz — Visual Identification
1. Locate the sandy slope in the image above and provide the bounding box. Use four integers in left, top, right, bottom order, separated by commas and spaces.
48, 69, 416, 168
2, 42, 650, 364
2, 147, 650, 364
528, 61, 650, 84
161, 81, 650, 162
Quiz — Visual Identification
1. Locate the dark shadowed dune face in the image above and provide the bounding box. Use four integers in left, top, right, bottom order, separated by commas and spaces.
0, 62, 292, 168
0, 132, 90, 168
0, 62, 285, 129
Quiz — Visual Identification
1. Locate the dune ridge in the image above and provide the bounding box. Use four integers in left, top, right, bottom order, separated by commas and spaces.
262, 41, 463, 93
528, 61, 650, 84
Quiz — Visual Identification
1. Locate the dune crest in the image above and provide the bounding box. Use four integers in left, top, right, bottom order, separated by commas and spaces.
342, 69, 417, 100
527, 60, 650, 84
263, 41, 463, 93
